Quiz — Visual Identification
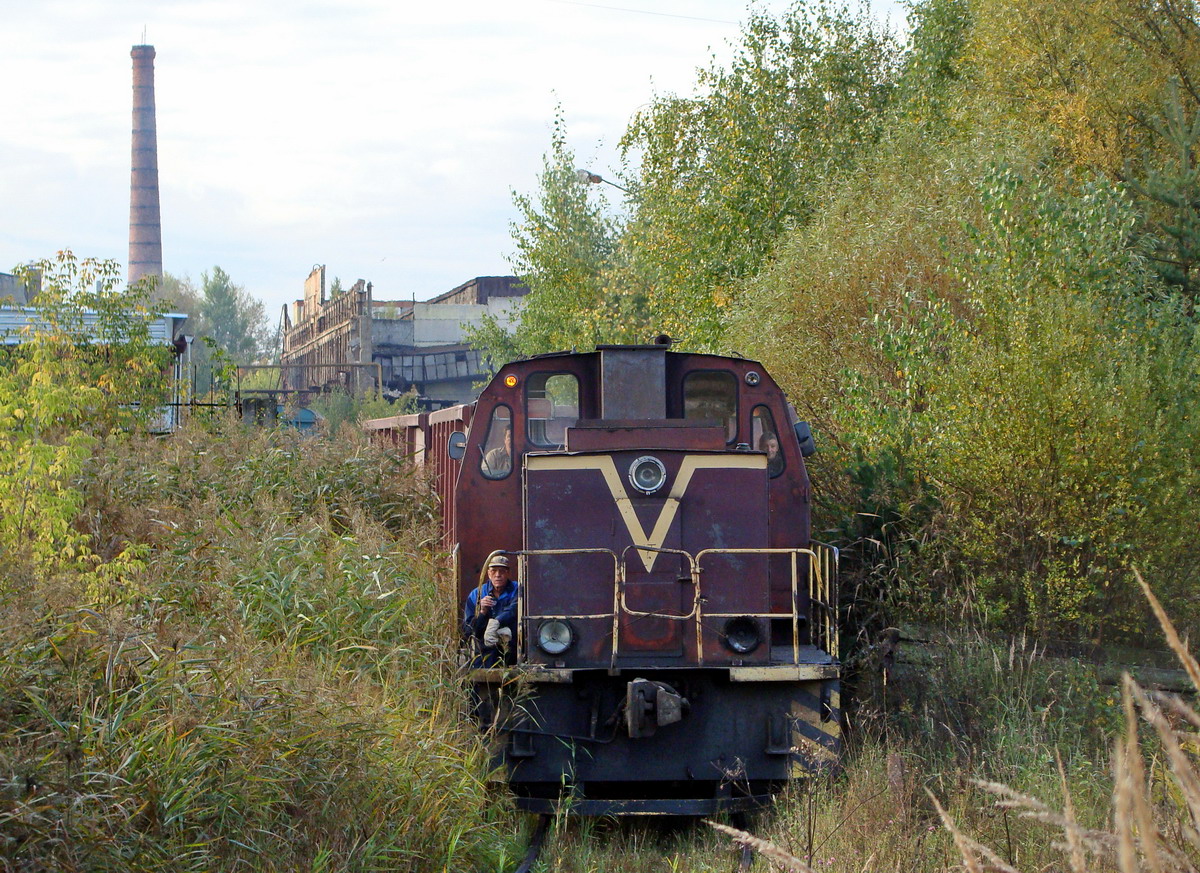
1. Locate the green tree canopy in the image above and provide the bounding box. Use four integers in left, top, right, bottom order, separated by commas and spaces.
200, 266, 269, 363
483, 2, 900, 362
619, 0, 899, 348
487, 0, 1200, 641
468, 112, 631, 366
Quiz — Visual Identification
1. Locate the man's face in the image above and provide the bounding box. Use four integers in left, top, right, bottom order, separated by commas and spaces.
488, 565, 511, 590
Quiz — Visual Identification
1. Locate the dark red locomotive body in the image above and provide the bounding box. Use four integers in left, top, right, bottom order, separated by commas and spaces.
366, 342, 840, 815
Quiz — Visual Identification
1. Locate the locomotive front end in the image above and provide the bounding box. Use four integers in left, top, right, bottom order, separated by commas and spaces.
459, 343, 840, 815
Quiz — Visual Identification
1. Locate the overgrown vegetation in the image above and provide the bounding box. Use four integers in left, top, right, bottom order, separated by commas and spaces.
480, 0, 1200, 643
0, 253, 170, 586
308, 388, 419, 434
0, 418, 521, 871
0, 263, 519, 869
8, 0, 1200, 864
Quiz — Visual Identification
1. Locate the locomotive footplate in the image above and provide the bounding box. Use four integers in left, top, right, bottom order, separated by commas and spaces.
471, 668, 841, 815
514, 793, 773, 816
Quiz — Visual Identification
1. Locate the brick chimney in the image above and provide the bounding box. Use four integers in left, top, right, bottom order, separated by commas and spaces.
129, 45, 162, 286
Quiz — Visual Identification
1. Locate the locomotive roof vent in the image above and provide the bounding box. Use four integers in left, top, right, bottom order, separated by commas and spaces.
598, 345, 667, 420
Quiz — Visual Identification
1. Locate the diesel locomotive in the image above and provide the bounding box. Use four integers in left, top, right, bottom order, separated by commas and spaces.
365, 338, 840, 815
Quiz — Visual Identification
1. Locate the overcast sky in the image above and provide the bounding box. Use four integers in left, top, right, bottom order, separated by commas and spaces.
0, 0, 904, 319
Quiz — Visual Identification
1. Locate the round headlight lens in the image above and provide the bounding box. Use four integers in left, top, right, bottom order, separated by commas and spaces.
628, 456, 667, 495
723, 617, 762, 654
537, 620, 574, 655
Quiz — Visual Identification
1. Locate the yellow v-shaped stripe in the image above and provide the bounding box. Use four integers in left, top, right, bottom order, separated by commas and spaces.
526, 454, 766, 571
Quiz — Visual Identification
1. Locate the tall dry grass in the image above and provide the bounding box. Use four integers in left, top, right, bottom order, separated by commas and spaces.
933, 570, 1200, 872
0, 417, 521, 872
504, 624, 1126, 872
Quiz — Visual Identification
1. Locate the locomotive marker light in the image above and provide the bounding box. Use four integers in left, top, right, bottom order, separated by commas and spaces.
536, 620, 574, 655
628, 455, 668, 495
722, 616, 763, 654
745, 370, 761, 386
504, 374, 519, 388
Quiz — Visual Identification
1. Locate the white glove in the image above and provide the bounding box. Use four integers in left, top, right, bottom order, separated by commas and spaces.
483, 618, 513, 648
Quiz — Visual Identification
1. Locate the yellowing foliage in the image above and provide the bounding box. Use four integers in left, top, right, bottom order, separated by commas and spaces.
969, 0, 1200, 174
0, 252, 169, 586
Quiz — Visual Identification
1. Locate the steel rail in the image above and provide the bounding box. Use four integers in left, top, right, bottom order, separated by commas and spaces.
513, 814, 551, 873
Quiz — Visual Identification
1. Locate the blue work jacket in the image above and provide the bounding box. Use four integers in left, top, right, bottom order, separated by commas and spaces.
462, 579, 520, 637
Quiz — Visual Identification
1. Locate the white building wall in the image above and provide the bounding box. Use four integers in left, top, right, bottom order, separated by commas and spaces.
0, 307, 187, 345
411, 297, 521, 347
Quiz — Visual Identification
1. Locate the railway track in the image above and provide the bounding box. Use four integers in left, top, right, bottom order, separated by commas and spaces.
510, 814, 550, 873
498, 813, 758, 872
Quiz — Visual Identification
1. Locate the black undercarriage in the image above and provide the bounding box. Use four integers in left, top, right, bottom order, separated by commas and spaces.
473, 667, 840, 816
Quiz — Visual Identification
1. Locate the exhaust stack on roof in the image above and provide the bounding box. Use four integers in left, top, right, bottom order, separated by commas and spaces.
129, 44, 162, 286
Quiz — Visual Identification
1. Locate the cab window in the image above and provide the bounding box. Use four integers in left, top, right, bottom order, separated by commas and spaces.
527, 373, 579, 447
480, 405, 513, 479
752, 405, 785, 478
683, 371, 737, 442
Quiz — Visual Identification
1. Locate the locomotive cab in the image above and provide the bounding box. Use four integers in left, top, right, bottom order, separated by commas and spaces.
378, 341, 842, 815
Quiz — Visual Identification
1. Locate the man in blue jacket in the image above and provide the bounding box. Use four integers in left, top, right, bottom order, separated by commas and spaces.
463, 553, 519, 665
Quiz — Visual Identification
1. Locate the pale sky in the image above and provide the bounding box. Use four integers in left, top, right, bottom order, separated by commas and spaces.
0, 0, 905, 320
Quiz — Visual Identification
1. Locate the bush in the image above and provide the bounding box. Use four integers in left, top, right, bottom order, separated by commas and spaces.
308, 389, 419, 435
914, 172, 1200, 638
0, 252, 170, 585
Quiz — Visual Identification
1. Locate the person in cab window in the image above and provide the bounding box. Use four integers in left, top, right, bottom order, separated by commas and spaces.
759, 431, 784, 477
463, 553, 519, 665
483, 425, 512, 478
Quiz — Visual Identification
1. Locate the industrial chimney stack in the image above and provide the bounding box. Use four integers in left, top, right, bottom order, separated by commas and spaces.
129, 44, 162, 286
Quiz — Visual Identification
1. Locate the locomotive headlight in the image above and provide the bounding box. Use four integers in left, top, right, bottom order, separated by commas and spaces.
723, 617, 762, 654
536, 620, 574, 655
628, 456, 667, 495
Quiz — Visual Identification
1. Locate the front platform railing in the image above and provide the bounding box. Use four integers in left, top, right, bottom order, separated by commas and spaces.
512, 541, 839, 671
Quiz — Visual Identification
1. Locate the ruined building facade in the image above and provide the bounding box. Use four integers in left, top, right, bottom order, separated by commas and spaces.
280, 267, 527, 407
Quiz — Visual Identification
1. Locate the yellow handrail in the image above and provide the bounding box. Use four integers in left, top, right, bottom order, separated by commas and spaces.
513, 542, 840, 668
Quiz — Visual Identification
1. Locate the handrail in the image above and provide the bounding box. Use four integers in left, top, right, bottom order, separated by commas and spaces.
697, 548, 806, 665
617, 544, 698, 619
512, 542, 839, 670
511, 548, 620, 668
695, 546, 839, 663
809, 541, 840, 660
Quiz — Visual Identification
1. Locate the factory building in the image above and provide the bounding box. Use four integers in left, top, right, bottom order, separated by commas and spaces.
280, 267, 527, 408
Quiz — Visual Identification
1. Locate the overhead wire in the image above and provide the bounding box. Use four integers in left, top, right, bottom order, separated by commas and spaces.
542, 0, 739, 26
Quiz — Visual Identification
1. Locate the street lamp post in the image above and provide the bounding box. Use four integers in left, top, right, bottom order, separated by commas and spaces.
576, 168, 630, 194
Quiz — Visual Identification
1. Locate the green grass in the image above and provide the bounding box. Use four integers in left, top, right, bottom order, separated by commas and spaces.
0, 418, 522, 872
